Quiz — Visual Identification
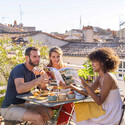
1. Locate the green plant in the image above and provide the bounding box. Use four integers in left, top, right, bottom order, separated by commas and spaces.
78, 60, 94, 81
0, 38, 49, 106
0, 90, 6, 106
123, 75, 125, 82
0, 97, 4, 107
0, 38, 49, 85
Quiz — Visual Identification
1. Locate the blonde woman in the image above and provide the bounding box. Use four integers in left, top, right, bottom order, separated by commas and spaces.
47, 46, 73, 125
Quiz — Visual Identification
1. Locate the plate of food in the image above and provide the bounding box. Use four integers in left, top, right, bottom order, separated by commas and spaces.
29, 90, 52, 100
32, 90, 52, 97
29, 96, 47, 100
95, 89, 100, 94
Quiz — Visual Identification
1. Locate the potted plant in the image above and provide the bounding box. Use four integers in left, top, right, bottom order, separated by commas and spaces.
78, 60, 94, 83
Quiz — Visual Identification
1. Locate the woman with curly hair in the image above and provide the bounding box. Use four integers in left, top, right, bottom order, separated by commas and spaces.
71, 47, 123, 125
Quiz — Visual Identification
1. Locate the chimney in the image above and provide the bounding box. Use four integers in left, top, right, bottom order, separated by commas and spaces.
14, 20, 17, 25
107, 29, 111, 32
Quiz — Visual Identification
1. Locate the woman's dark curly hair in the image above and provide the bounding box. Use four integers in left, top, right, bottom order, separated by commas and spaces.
88, 47, 120, 73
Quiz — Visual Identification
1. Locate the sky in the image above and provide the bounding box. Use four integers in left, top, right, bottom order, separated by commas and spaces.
0, 0, 125, 33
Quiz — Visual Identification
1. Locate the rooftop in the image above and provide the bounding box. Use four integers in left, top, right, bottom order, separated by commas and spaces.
61, 42, 125, 57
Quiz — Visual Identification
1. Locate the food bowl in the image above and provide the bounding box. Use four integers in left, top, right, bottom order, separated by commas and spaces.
58, 93, 66, 100
48, 95, 57, 101
67, 93, 76, 99
74, 91, 85, 100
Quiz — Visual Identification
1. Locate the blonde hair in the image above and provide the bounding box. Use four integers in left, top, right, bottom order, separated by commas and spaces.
48, 46, 63, 67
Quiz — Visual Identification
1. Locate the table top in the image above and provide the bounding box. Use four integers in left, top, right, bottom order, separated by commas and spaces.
16, 93, 86, 107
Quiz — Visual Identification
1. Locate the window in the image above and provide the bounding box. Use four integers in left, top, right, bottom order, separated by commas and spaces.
119, 61, 122, 68
123, 62, 125, 68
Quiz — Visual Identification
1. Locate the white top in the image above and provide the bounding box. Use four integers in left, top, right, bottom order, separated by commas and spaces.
73, 81, 123, 125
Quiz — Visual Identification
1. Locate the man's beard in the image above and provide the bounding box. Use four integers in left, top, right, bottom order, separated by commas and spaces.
29, 58, 39, 67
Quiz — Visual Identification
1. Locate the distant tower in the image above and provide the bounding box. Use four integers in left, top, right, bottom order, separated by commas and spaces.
1, 17, 7, 24
19, 4, 23, 23
79, 15, 82, 29
119, 15, 125, 42
14, 20, 17, 25
1, 17, 5, 23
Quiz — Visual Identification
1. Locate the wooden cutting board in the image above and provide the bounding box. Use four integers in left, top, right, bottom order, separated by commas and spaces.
29, 96, 47, 100
48, 98, 77, 103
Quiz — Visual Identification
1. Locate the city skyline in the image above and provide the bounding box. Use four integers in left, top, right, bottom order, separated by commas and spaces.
0, 0, 125, 33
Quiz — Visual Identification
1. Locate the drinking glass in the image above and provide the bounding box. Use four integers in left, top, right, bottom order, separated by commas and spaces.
46, 84, 53, 91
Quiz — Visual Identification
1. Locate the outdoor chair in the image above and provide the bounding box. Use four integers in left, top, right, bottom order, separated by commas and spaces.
118, 96, 125, 125
52, 105, 74, 125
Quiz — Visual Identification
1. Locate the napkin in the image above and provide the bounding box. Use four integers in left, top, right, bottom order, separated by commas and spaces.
75, 102, 105, 122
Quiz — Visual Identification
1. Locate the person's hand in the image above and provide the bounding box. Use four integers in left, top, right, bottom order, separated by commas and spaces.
59, 81, 72, 89
70, 83, 77, 89
37, 74, 49, 90
36, 73, 49, 85
58, 81, 67, 89
64, 84, 71, 89
33, 67, 45, 76
41, 73, 50, 84
79, 77, 88, 88
59, 80, 65, 86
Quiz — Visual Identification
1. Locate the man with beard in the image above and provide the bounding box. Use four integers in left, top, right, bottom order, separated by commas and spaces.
1, 47, 53, 125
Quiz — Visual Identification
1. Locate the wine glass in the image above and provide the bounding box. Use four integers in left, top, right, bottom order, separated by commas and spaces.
46, 84, 53, 91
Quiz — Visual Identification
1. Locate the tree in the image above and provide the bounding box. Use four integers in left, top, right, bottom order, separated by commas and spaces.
0, 38, 49, 85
